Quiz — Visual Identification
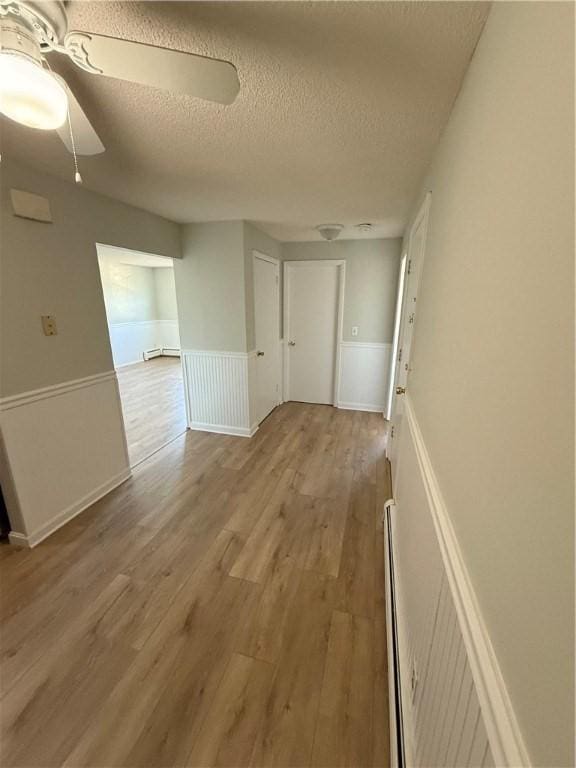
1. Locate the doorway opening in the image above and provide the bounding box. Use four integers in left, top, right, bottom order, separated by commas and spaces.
96, 243, 187, 467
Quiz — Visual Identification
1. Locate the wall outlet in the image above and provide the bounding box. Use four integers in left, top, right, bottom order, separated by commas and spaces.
41, 315, 58, 336
351, 325, 359, 337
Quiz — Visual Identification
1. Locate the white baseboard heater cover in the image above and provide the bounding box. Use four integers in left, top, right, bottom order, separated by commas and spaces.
143, 348, 162, 361
384, 499, 406, 768
162, 347, 181, 357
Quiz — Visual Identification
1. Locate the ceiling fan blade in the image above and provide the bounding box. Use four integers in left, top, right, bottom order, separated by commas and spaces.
64, 32, 240, 106
56, 80, 105, 156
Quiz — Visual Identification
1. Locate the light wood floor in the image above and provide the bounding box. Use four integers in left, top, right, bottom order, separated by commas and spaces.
0, 403, 391, 768
117, 357, 187, 466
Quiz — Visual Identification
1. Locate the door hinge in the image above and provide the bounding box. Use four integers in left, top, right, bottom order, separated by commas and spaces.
390, 425, 395, 438
398, 347, 402, 362
407, 259, 412, 275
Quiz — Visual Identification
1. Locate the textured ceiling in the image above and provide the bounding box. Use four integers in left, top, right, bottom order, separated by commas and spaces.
2, 1, 490, 241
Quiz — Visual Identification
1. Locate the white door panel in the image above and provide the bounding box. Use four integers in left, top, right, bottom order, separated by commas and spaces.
388, 193, 431, 475
253, 253, 280, 424
285, 262, 341, 405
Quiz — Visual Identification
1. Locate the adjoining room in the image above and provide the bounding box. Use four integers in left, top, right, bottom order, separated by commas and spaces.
96, 244, 186, 466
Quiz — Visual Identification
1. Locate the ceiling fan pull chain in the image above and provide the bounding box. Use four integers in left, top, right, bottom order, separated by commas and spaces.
66, 106, 82, 184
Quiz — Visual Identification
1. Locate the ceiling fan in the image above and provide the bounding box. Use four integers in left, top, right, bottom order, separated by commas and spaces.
0, 0, 240, 156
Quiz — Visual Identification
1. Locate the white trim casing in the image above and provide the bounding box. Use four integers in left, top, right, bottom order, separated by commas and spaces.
395, 395, 531, 767
252, 250, 282, 425
0, 371, 131, 547
181, 349, 258, 438
283, 259, 346, 406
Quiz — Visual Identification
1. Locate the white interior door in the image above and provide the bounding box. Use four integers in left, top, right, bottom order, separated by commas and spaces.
253, 252, 280, 424
388, 193, 431, 473
284, 261, 343, 405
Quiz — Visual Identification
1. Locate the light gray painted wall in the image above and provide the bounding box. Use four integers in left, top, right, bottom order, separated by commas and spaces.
281, 239, 402, 343
98, 255, 157, 324
154, 268, 178, 322
176, 221, 247, 352
244, 222, 282, 350
0, 159, 181, 397
403, 3, 574, 765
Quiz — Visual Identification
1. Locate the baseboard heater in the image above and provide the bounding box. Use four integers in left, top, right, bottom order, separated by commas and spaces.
384, 499, 406, 768
143, 348, 162, 361
142, 347, 181, 361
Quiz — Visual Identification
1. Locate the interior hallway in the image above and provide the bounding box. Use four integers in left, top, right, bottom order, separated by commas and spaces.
117, 357, 187, 466
0, 403, 390, 768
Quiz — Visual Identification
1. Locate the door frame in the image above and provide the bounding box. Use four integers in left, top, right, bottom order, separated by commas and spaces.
252, 250, 281, 421
283, 259, 346, 405
388, 191, 431, 473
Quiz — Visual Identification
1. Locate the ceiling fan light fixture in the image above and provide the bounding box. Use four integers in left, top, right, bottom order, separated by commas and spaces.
0, 51, 68, 130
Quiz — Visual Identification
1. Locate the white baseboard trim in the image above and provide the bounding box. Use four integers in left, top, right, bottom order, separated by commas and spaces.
404, 394, 531, 767
189, 421, 258, 438
337, 401, 384, 413
115, 359, 144, 369
8, 468, 132, 548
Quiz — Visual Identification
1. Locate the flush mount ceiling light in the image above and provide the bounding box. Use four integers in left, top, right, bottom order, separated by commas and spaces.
316, 224, 344, 241
355, 222, 373, 233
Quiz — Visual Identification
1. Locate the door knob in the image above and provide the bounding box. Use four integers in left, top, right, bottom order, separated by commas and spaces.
396, 386, 406, 395
288, 340, 296, 347
257, 350, 265, 357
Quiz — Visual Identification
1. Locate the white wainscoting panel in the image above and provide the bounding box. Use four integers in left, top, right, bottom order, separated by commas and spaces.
387, 395, 529, 767
182, 350, 257, 437
337, 341, 392, 412
0, 372, 131, 547
109, 320, 180, 367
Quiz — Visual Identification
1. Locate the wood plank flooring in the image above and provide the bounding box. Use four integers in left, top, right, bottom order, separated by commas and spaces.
116, 357, 187, 466
0, 402, 391, 767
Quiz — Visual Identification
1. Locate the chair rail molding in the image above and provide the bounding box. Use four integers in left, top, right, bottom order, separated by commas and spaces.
0, 370, 131, 547
403, 394, 531, 767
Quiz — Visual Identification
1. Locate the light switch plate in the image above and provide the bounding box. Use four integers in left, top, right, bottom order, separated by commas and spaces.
41, 316, 58, 336
351, 326, 359, 337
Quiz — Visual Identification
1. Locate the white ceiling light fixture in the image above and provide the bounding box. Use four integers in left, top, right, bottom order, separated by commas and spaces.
316, 224, 344, 242
0, 15, 68, 129
355, 222, 373, 233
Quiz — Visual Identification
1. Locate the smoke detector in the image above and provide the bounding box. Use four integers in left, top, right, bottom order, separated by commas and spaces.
316, 224, 343, 241
355, 223, 373, 233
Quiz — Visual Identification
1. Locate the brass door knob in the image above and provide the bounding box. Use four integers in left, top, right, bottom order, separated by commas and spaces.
396, 386, 406, 395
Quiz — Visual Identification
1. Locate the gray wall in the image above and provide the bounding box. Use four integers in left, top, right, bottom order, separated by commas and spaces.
0, 159, 181, 397
154, 268, 178, 322
176, 221, 247, 352
404, 3, 574, 764
98, 255, 158, 324
281, 239, 401, 343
